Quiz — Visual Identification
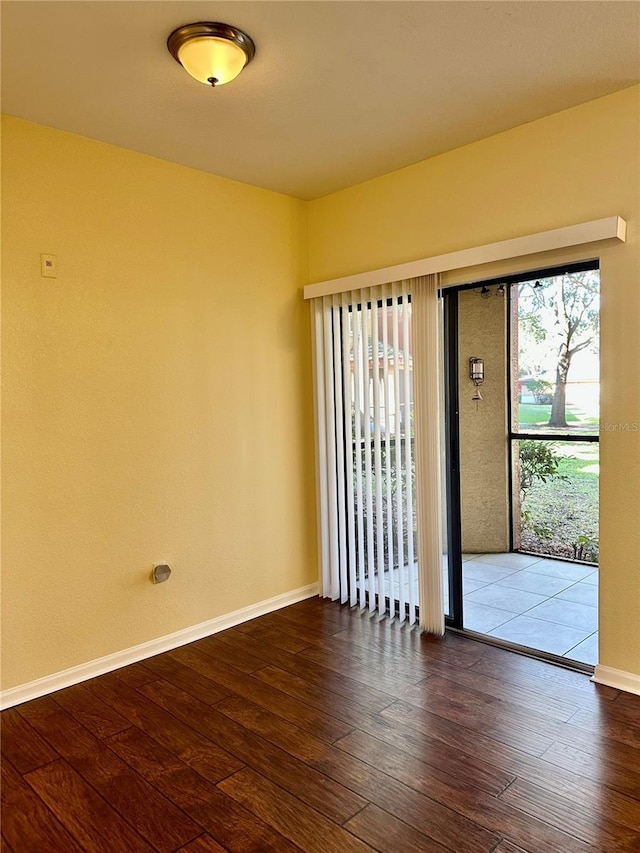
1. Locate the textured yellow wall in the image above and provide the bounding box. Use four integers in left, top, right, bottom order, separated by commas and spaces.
1, 117, 316, 690
458, 291, 509, 554
309, 87, 640, 677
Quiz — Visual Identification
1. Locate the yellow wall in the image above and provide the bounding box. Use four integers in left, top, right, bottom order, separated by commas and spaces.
309, 87, 640, 677
1, 117, 316, 690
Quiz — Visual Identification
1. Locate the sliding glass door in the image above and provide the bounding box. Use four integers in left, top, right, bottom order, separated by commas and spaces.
443, 262, 600, 667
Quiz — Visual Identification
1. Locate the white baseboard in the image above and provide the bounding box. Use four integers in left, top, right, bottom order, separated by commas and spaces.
592, 664, 640, 696
0, 582, 319, 710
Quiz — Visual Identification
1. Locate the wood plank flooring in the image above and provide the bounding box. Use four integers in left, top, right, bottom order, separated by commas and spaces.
2, 597, 640, 853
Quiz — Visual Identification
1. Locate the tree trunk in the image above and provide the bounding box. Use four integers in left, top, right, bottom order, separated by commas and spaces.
549, 346, 570, 427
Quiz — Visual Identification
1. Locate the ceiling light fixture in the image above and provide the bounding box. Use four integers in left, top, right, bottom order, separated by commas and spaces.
167, 22, 255, 87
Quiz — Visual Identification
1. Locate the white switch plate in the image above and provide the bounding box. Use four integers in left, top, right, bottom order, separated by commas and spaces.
40, 254, 57, 278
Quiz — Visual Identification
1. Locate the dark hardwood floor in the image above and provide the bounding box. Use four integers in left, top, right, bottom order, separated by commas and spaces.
2, 597, 640, 852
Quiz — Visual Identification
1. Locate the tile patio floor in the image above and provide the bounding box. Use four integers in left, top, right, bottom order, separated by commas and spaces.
446, 552, 598, 665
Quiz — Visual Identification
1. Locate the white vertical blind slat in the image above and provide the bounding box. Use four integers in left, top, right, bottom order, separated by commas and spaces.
341, 292, 358, 607
370, 294, 385, 611
352, 300, 366, 609
401, 280, 416, 624
391, 281, 406, 620
322, 296, 340, 600
311, 300, 330, 597
331, 297, 348, 604
381, 284, 394, 617
361, 290, 376, 611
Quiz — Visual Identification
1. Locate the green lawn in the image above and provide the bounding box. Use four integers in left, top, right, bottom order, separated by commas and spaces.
517, 403, 599, 431
518, 403, 579, 425
519, 443, 599, 563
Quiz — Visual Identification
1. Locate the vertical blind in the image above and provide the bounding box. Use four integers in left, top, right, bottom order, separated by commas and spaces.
311, 275, 444, 632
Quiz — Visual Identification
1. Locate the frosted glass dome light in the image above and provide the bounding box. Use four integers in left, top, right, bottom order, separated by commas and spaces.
168, 23, 255, 87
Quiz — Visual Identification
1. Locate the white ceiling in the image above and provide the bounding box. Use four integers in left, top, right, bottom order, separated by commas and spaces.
2, 1, 639, 200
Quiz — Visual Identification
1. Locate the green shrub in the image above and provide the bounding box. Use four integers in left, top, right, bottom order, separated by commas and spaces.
527, 379, 554, 405
519, 440, 565, 494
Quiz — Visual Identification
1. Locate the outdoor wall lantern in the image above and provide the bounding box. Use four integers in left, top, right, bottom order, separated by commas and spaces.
469, 357, 485, 402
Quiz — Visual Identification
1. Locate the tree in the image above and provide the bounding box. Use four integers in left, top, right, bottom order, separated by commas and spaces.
520, 271, 599, 428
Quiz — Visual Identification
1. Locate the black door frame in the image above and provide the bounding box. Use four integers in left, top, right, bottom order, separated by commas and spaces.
443, 289, 463, 629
